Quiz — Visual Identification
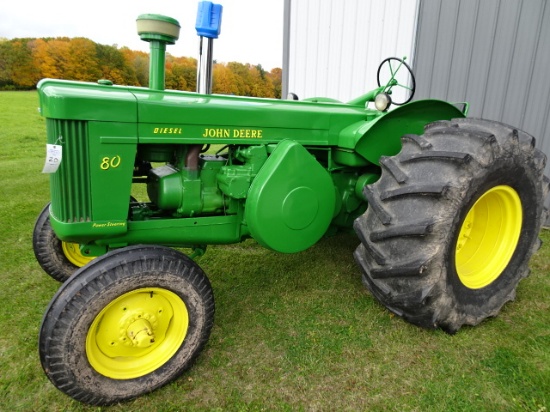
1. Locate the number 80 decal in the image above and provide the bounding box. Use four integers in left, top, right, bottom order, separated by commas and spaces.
100, 155, 121, 170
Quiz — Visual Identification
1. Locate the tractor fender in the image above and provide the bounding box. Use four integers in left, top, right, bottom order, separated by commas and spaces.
342, 100, 466, 166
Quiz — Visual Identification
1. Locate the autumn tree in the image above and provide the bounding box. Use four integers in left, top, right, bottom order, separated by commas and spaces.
0, 37, 281, 96
0, 39, 16, 88
122, 48, 149, 87
41, 38, 71, 80
212, 63, 239, 95
31, 38, 63, 79
267, 67, 282, 99
65, 38, 101, 81
8, 39, 40, 88
165, 55, 197, 91
226, 62, 251, 95
249, 64, 275, 97
96, 44, 138, 85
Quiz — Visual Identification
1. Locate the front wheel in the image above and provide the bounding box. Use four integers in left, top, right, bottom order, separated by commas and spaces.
32, 203, 93, 282
354, 118, 549, 333
39, 245, 215, 405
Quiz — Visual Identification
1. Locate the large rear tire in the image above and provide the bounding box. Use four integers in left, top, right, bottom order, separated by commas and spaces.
354, 118, 549, 333
39, 245, 215, 405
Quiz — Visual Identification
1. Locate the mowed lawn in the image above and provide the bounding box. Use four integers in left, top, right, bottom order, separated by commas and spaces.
0, 91, 548, 412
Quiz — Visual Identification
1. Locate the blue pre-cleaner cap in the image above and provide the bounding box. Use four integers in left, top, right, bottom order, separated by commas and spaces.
195, 1, 223, 38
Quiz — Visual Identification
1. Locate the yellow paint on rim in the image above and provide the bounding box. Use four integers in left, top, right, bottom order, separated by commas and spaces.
455, 185, 522, 289
61, 242, 94, 267
86, 287, 188, 379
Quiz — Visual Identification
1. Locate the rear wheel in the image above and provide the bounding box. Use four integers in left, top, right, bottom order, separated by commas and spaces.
32, 203, 93, 282
354, 118, 549, 333
39, 245, 215, 405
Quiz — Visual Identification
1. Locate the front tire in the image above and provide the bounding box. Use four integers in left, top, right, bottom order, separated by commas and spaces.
354, 118, 549, 333
32, 203, 93, 282
39, 245, 215, 405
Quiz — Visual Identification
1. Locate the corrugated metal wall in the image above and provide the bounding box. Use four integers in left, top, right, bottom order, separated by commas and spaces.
284, 0, 550, 221
413, 0, 550, 180
285, 0, 419, 102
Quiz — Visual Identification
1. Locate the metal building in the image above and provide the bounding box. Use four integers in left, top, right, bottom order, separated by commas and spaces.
282, 0, 550, 221
282, 0, 419, 102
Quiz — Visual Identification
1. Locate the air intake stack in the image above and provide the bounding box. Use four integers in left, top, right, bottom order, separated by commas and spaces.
136, 14, 181, 90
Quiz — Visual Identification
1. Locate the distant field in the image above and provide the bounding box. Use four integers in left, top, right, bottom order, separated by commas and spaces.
0, 91, 548, 411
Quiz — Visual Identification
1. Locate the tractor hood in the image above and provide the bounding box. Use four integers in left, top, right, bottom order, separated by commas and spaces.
38, 79, 464, 158
38, 79, 138, 122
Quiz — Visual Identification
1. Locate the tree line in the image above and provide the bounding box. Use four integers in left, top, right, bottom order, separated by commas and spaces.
0, 37, 282, 98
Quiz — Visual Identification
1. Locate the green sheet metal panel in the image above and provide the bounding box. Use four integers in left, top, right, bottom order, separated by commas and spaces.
245, 140, 335, 253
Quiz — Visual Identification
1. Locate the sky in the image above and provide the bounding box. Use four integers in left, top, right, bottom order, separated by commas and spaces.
0, 0, 284, 70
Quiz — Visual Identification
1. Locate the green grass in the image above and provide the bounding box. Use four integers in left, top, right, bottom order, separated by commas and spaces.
0, 91, 549, 412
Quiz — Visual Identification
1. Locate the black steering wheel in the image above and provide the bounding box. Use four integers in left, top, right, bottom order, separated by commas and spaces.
376, 57, 416, 105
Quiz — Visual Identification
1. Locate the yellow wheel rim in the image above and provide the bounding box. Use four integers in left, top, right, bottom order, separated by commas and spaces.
455, 185, 522, 289
61, 242, 94, 267
86, 288, 189, 379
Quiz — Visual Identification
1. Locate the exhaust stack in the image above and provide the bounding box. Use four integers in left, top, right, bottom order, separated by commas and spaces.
195, 1, 223, 94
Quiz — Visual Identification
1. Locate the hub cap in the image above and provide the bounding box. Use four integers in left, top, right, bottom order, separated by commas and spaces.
455, 185, 522, 289
61, 242, 94, 267
86, 287, 188, 379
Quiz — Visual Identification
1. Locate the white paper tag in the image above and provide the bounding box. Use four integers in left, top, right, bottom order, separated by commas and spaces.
42, 144, 63, 173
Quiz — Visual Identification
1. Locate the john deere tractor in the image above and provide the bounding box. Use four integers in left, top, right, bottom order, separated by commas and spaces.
32, 7, 549, 406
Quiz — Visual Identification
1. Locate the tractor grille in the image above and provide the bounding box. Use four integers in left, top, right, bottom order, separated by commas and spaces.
47, 119, 92, 223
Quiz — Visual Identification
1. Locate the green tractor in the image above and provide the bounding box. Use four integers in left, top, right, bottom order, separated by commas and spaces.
33, 9, 549, 406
